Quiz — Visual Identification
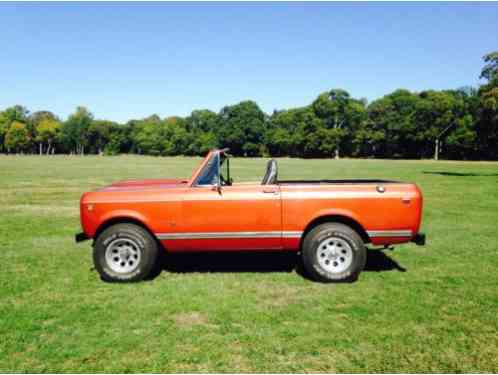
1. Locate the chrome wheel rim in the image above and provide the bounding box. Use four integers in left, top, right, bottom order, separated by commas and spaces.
316, 236, 353, 273
105, 238, 141, 274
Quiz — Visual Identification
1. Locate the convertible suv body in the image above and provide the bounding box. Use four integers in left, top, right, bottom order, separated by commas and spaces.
77, 149, 425, 282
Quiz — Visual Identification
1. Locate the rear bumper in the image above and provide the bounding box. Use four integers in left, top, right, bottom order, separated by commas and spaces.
75, 232, 89, 243
411, 233, 426, 246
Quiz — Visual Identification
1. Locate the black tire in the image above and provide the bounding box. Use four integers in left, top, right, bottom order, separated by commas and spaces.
302, 223, 366, 283
93, 223, 159, 282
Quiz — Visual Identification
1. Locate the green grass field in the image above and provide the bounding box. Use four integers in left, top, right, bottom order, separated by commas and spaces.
1, 155, 497, 373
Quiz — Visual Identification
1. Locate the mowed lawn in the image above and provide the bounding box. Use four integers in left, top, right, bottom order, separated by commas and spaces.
0, 155, 497, 373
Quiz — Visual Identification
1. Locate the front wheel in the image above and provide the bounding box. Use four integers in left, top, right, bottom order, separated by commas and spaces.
93, 223, 159, 282
302, 223, 366, 282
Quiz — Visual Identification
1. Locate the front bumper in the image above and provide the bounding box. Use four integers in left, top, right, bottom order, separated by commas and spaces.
75, 232, 89, 243
411, 233, 426, 246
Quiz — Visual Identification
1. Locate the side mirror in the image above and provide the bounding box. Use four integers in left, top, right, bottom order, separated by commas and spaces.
212, 182, 222, 194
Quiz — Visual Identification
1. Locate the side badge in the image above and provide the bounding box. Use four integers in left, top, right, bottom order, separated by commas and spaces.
401, 197, 411, 204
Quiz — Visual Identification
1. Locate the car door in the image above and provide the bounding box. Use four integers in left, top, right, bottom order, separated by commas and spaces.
177, 183, 282, 251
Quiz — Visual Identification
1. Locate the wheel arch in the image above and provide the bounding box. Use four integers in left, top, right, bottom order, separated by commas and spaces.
300, 214, 371, 248
94, 216, 157, 243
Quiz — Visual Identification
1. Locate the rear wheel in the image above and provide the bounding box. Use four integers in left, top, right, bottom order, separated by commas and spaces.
302, 223, 366, 282
93, 223, 159, 282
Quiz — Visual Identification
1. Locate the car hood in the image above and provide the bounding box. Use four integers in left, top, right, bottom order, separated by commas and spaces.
99, 178, 189, 191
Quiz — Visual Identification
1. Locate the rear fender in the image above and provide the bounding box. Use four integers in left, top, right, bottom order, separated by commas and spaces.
282, 208, 370, 251
307, 208, 366, 230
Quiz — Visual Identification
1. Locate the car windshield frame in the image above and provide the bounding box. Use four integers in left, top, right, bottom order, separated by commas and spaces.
193, 149, 231, 187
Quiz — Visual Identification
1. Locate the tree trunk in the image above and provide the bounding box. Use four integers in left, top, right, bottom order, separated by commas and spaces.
39, 143, 43, 155
335, 147, 340, 160
434, 138, 439, 160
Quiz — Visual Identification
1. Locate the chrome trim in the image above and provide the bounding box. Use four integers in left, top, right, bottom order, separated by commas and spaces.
156, 231, 303, 240
367, 230, 412, 238
282, 231, 303, 238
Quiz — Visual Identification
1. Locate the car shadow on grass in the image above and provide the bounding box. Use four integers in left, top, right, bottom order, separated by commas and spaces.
423, 171, 498, 177
364, 250, 406, 272
155, 249, 406, 278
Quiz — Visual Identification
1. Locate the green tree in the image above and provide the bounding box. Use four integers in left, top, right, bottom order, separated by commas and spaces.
88, 120, 116, 154
217, 101, 267, 156
132, 120, 163, 155
29, 110, 56, 124
266, 125, 293, 157
161, 117, 190, 156
3, 105, 29, 123
0, 106, 30, 152
445, 89, 479, 160
184, 110, 219, 155
366, 89, 421, 158
186, 109, 218, 133
312, 89, 366, 158
0, 113, 8, 153
414, 90, 467, 159
61, 107, 93, 155
5, 121, 30, 153
130, 116, 190, 156
195, 131, 218, 155
477, 51, 498, 159
35, 118, 61, 155
30, 111, 58, 154
480, 51, 498, 82
267, 108, 304, 156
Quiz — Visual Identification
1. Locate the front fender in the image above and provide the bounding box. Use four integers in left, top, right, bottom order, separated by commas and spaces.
82, 205, 152, 238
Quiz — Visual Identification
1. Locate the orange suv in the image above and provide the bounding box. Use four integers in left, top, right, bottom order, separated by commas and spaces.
76, 149, 425, 283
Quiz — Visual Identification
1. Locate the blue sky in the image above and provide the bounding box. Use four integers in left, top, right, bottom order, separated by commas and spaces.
1, 2, 497, 122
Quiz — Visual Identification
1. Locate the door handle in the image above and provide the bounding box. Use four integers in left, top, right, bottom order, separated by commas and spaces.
262, 188, 279, 194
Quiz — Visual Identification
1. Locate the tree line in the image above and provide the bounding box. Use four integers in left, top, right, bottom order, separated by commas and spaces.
1, 52, 497, 160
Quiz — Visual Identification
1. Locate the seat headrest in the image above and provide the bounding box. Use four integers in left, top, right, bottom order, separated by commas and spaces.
262, 159, 278, 185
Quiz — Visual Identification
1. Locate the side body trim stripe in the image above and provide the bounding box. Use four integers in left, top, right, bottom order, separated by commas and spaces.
156, 231, 302, 240
155, 230, 412, 240
366, 230, 412, 237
